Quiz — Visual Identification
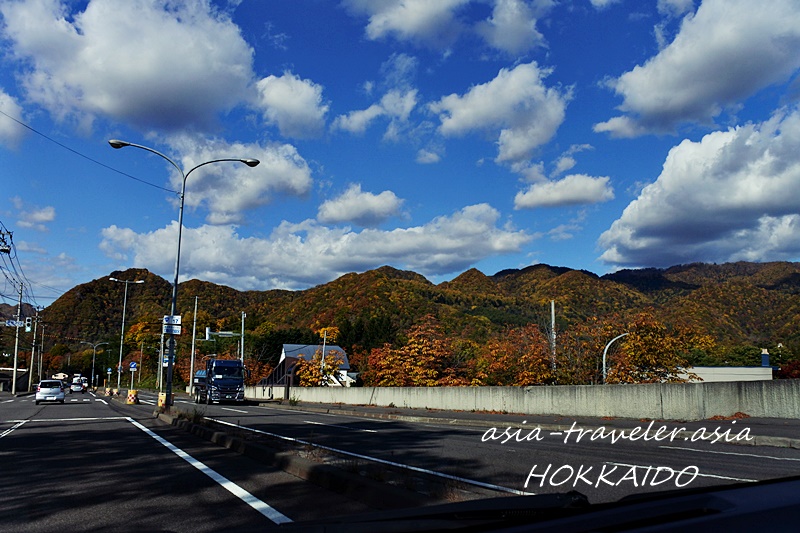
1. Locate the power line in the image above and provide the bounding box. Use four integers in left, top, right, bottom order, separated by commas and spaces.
0, 109, 179, 194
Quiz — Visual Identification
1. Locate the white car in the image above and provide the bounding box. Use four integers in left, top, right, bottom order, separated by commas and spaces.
35, 380, 66, 405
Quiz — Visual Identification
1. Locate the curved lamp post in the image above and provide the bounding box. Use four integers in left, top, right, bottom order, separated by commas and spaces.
81, 341, 109, 389
109, 139, 259, 407
602, 332, 629, 384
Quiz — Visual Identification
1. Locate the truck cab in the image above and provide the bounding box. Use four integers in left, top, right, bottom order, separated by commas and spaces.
193, 358, 246, 404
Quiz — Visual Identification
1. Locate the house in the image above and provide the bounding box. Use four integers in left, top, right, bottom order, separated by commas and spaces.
267, 343, 354, 387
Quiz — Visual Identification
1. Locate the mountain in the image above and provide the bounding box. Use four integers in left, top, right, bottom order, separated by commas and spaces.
34, 261, 800, 356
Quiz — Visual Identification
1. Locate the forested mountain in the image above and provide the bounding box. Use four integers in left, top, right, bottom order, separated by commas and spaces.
27, 261, 800, 368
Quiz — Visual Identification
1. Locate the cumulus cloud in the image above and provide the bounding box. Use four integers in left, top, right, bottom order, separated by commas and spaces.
342, 0, 468, 49
515, 174, 614, 209
164, 136, 313, 225
0, 0, 254, 131
12, 196, 55, 232
595, 0, 800, 137
333, 89, 418, 139
429, 61, 569, 164
255, 72, 328, 139
599, 107, 800, 267
317, 184, 404, 227
0, 90, 27, 148
475, 0, 547, 56
99, 203, 532, 290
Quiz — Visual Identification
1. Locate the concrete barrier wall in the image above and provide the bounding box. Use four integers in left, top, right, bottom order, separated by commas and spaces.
247, 379, 800, 420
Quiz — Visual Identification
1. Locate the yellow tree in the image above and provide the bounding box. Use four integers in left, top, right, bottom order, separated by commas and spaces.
294, 349, 346, 386
606, 311, 713, 383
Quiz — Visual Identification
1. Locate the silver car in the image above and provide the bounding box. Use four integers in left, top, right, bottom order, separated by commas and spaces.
35, 380, 66, 405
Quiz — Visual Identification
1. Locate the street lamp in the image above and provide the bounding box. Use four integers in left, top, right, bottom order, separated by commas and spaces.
109, 277, 145, 389
109, 139, 259, 407
81, 341, 109, 389
602, 332, 629, 384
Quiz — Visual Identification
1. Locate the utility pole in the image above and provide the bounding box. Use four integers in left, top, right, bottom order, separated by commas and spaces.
27, 309, 40, 390
12, 283, 22, 394
550, 300, 556, 371
240, 311, 246, 362
190, 296, 198, 394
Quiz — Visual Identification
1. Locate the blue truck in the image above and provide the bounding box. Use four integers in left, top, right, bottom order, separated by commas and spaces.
193, 358, 246, 404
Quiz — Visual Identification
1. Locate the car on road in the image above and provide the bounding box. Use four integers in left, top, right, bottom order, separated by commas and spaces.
70, 382, 85, 393
35, 380, 65, 405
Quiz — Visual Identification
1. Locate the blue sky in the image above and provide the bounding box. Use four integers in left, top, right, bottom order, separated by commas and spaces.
2, 0, 800, 306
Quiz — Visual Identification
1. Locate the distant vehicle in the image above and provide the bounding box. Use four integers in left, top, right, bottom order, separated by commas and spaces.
70, 382, 85, 394
194, 358, 246, 404
35, 380, 65, 405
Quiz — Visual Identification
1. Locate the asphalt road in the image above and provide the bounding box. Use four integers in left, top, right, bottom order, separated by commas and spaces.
143, 391, 800, 504
0, 390, 371, 532
5, 388, 800, 531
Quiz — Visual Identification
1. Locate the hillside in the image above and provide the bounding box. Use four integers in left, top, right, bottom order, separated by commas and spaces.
31, 261, 800, 358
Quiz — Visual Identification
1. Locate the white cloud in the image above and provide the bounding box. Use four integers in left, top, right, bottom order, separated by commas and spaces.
317, 184, 404, 227
599, 107, 800, 267
342, 0, 469, 49
595, 0, 800, 137
416, 149, 441, 164
657, 0, 694, 18
333, 89, 418, 139
429, 61, 569, 163
590, 0, 622, 9
475, 0, 547, 56
256, 72, 328, 139
12, 196, 55, 232
0, 0, 254, 131
99, 203, 532, 290
0, 89, 27, 148
163, 136, 313, 225
514, 174, 614, 209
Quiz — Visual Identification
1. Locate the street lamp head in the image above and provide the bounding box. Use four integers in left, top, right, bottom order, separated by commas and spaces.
242, 159, 260, 168
108, 139, 130, 149
108, 277, 119, 282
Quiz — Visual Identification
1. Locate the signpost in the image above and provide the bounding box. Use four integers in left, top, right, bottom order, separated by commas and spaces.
162, 315, 181, 335
129, 361, 137, 389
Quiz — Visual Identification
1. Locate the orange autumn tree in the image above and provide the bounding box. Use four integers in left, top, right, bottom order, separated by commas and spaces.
470, 324, 553, 386
606, 311, 714, 383
364, 315, 453, 386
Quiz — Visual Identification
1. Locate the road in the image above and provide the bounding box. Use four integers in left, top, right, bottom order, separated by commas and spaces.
4, 389, 800, 530
0, 390, 371, 532
146, 391, 800, 504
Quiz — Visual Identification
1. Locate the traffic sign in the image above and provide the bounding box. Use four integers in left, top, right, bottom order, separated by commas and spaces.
162, 324, 182, 335
163, 315, 182, 325
4, 320, 23, 327
129, 362, 138, 371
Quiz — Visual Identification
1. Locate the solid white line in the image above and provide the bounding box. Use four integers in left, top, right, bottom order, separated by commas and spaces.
126, 417, 292, 524
304, 420, 378, 433
604, 461, 756, 482
96, 399, 108, 405
208, 417, 533, 495
221, 407, 249, 414
0, 420, 27, 438
660, 445, 800, 462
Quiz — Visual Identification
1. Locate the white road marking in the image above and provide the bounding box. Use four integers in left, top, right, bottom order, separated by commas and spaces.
208, 417, 533, 496
303, 420, 378, 433
604, 461, 756, 482
221, 407, 249, 414
126, 417, 292, 524
661, 445, 800, 462
0, 420, 27, 438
